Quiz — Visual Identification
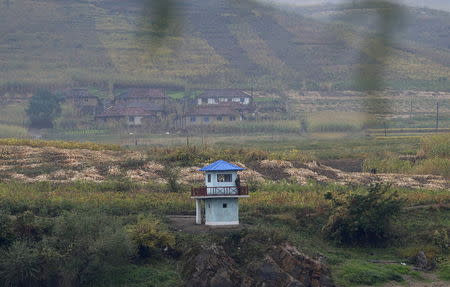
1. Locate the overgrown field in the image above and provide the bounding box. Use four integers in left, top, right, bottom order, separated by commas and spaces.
0, 138, 449, 286
0, 180, 448, 286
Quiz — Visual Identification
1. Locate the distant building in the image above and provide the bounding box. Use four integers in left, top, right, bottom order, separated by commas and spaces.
184, 102, 255, 125
96, 88, 169, 126
96, 103, 166, 126
64, 88, 102, 116
197, 89, 252, 106
114, 88, 167, 106
191, 160, 249, 226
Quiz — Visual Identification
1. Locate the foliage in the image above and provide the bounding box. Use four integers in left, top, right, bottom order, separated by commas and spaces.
26, 90, 62, 128
323, 183, 403, 246
334, 260, 420, 286
433, 229, 449, 253
438, 263, 450, 281
0, 212, 15, 247
163, 166, 181, 193
127, 216, 175, 259
0, 124, 28, 139
0, 241, 41, 287
420, 134, 450, 158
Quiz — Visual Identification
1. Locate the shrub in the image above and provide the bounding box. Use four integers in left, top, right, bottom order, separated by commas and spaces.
163, 167, 181, 193
0, 241, 41, 287
126, 216, 175, 259
323, 183, 403, 246
0, 212, 15, 247
47, 211, 134, 285
433, 229, 449, 253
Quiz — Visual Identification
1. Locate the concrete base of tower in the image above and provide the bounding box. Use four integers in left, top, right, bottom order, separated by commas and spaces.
205, 221, 239, 226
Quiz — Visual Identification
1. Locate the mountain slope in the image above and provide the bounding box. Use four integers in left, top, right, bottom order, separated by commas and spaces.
0, 0, 449, 91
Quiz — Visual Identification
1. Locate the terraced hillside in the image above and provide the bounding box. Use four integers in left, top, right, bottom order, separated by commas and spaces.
0, 0, 449, 90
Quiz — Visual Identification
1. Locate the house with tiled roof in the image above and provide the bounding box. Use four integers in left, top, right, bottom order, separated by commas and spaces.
63, 88, 102, 116
196, 89, 252, 106
114, 88, 167, 106
96, 88, 169, 126
184, 102, 252, 125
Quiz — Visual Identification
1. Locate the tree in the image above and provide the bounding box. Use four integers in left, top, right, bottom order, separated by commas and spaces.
26, 90, 62, 128
323, 183, 403, 246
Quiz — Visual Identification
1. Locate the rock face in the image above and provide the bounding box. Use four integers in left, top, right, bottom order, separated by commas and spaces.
184, 245, 252, 287
248, 245, 335, 287
184, 244, 335, 287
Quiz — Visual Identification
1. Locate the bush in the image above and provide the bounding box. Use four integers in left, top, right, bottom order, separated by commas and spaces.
0, 241, 41, 287
0, 212, 15, 247
163, 167, 181, 193
126, 216, 175, 259
323, 183, 403, 246
46, 211, 134, 285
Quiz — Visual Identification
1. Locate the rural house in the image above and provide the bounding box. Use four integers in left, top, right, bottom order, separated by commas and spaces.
114, 88, 168, 106
196, 89, 252, 106
64, 88, 102, 116
96, 88, 170, 126
184, 102, 251, 125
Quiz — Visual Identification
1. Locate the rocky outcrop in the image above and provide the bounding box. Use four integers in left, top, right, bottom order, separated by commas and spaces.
184, 244, 252, 287
184, 244, 335, 287
248, 245, 335, 287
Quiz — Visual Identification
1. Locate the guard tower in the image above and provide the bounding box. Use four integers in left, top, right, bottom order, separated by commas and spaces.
191, 160, 249, 226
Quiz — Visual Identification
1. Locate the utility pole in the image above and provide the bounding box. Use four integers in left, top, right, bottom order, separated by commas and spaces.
435, 102, 439, 133
409, 98, 413, 121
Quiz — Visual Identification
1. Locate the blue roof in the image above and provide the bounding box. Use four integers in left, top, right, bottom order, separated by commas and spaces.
199, 160, 245, 172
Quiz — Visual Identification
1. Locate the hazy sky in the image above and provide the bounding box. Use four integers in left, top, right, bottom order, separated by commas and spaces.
259, 0, 450, 12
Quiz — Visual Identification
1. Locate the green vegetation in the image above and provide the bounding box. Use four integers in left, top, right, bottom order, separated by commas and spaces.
439, 263, 450, 281
26, 90, 62, 128
324, 184, 403, 246
363, 134, 450, 177
334, 260, 421, 286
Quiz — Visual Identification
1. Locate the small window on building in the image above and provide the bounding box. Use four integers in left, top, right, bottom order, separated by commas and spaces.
128, 116, 134, 121
203, 116, 209, 122
229, 116, 236, 121
217, 174, 232, 182
217, 116, 222, 121
190, 116, 196, 122
240, 98, 244, 103
207, 174, 211, 182
223, 203, 227, 208
202, 98, 207, 104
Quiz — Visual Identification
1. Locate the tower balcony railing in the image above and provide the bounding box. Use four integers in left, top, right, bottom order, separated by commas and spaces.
191, 186, 248, 197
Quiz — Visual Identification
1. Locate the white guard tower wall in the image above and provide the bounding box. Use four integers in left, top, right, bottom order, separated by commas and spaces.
192, 160, 248, 226
204, 170, 239, 225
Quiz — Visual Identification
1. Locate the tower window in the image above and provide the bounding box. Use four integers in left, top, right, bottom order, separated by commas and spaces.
223, 203, 227, 208
217, 174, 232, 182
